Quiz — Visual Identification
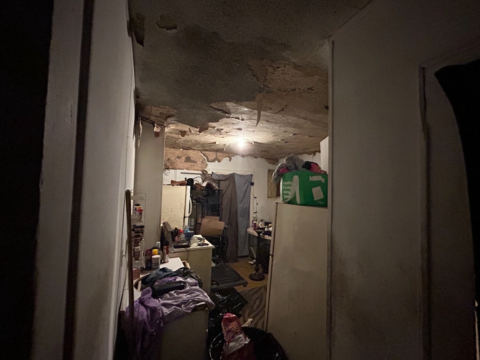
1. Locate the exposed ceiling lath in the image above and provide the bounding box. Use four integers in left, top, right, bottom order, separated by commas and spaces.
130, 0, 372, 159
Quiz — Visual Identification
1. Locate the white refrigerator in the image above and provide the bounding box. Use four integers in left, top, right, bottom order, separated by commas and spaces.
265, 203, 328, 360
161, 185, 191, 229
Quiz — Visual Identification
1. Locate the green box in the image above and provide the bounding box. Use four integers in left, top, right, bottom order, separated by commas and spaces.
281, 170, 328, 207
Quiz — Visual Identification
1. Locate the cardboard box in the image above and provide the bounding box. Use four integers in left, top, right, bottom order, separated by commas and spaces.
199, 217, 225, 236
281, 171, 328, 207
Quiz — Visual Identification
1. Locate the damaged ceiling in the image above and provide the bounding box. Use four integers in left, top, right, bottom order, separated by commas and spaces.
130, 0, 371, 159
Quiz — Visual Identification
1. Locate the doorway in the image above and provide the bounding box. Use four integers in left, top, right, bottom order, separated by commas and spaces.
422, 46, 480, 359
436, 58, 480, 358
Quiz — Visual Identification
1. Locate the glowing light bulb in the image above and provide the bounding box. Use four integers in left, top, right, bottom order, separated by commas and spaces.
238, 139, 246, 148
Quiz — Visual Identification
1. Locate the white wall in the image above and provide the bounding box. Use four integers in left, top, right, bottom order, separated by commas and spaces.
34, 0, 136, 359
74, 0, 135, 358
135, 126, 166, 248
164, 156, 279, 223
320, 137, 329, 173
33, 0, 83, 357
297, 152, 321, 165
330, 0, 480, 359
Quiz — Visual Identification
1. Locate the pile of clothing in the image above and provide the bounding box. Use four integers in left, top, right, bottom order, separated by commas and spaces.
125, 267, 215, 360
272, 154, 326, 184
141, 266, 204, 289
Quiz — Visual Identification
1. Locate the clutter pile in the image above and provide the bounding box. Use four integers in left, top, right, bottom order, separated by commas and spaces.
208, 289, 248, 345
142, 266, 204, 289
209, 314, 287, 360
221, 313, 257, 360
170, 170, 218, 190
272, 154, 326, 184
125, 267, 214, 360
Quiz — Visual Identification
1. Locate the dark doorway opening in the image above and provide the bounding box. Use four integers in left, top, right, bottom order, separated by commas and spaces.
436, 58, 480, 352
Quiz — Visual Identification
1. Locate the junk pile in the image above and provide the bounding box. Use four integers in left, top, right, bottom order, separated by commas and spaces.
124, 267, 214, 360
220, 314, 256, 360
209, 314, 287, 360
170, 170, 218, 190
208, 289, 247, 345
272, 154, 326, 184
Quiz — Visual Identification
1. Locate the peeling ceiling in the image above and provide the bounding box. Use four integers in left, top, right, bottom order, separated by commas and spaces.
130, 0, 371, 159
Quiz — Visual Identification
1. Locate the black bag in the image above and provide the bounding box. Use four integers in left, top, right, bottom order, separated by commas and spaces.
151, 281, 185, 298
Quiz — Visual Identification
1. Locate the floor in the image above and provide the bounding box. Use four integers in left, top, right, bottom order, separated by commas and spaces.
229, 257, 268, 330
238, 285, 267, 330
229, 257, 268, 290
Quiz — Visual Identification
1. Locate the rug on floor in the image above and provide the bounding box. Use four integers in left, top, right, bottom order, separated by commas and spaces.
239, 285, 267, 330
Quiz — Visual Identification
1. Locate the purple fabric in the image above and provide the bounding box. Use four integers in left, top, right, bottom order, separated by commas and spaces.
160, 282, 215, 323
125, 287, 163, 360
125, 277, 215, 359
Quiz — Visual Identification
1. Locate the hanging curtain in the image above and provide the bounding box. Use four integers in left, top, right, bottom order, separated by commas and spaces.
212, 173, 252, 262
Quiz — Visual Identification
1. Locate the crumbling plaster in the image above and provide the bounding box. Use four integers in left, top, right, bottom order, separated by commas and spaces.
130, 0, 371, 158
164, 147, 278, 171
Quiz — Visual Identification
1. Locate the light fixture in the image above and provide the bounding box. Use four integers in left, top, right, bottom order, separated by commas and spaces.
237, 138, 246, 148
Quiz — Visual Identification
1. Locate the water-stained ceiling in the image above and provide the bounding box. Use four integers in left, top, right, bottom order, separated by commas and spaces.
130, 0, 371, 159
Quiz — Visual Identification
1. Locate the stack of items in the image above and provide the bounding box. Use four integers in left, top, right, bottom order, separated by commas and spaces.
125, 266, 215, 360
272, 154, 326, 184
221, 314, 256, 360
131, 204, 145, 270
208, 290, 247, 345
272, 154, 328, 207
209, 314, 287, 360
144, 245, 160, 271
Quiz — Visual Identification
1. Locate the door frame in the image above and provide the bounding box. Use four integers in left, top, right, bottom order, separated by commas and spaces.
419, 41, 480, 359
